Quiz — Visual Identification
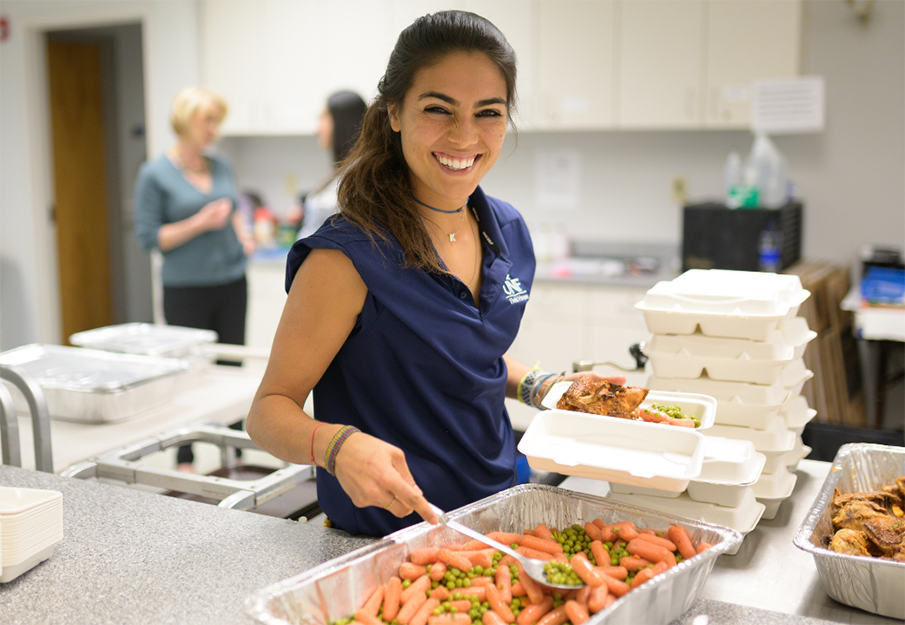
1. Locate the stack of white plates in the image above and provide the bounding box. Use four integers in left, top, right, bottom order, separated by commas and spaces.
635, 269, 818, 522
0, 487, 63, 583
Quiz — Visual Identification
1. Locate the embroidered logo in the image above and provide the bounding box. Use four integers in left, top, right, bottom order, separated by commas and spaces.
503, 273, 529, 304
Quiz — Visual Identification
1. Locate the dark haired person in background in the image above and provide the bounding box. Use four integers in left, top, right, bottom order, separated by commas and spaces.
246, 11, 617, 536
296, 90, 368, 239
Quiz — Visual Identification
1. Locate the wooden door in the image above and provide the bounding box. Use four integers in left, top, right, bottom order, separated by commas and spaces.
46, 39, 113, 342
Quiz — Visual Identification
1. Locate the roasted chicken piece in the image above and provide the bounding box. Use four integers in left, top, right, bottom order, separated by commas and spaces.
829, 528, 872, 556
556, 375, 649, 418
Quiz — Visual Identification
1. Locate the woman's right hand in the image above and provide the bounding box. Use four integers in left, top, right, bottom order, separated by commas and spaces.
195, 197, 232, 232
333, 431, 439, 526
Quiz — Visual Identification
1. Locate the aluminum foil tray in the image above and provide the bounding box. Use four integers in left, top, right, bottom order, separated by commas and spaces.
793, 443, 905, 620
246, 483, 742, 625
69, 323, 217, 363
0, 344, 188, 423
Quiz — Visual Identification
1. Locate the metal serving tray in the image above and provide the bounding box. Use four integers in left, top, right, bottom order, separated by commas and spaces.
69, 323, 217, 360
245, 483, 742, 625
793, 443, 905, 620
0, 344, 188, 423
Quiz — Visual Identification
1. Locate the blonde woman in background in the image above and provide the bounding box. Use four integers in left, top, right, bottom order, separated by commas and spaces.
135, 86, 255, 472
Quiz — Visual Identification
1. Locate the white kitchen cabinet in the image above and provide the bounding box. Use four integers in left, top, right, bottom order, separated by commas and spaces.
617, 0, 801, 129
618, 0, 705, 129
704, 0, 802, 127
201, 0, 390, 135
533, 0, 616, 130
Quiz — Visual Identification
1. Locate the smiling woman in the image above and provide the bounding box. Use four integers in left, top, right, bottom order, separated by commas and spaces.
244, 10, 623, 537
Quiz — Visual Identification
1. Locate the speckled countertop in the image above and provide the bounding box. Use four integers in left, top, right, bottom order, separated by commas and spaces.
0, 465, 847, 625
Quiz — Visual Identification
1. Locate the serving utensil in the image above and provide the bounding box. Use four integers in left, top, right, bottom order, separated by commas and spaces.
428, 503, 583, 590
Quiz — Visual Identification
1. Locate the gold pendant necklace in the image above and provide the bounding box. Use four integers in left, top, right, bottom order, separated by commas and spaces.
448, 208, 466, 242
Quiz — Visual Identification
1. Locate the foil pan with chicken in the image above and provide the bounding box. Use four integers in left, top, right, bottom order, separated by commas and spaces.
794, 443, 905, 619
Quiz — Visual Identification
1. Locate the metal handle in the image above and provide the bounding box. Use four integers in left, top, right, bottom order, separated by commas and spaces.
0, 381, 21, 467
428, 503, 522, 562
572, 342, 648, 374
0, 365, 53, 473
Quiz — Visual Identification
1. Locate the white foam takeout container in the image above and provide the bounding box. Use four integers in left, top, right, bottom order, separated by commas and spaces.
705, 419, 797, 474
752, 466, 798, 520
542, 381, 717, 430
645, 317, 817, 385
0, 487, 64, 583
780, 396, 818, 435
647, 372, 811, 430
784, 435, 812, 471
0, 344, 189, 423
610, 443, 767, 509
635, 269, 810, 341
687, 438, 767, 508
793, 443, 905, 620
518, 409, 706, 492
607, 487, 766, 555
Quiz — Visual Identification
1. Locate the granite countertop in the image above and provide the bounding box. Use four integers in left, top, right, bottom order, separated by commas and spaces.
0, 462, 861, 625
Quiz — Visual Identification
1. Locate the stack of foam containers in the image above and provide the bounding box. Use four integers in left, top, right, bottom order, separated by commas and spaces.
612, 270, 816, 549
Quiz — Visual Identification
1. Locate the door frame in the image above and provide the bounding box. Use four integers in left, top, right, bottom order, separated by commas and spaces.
20, 5, 150, 344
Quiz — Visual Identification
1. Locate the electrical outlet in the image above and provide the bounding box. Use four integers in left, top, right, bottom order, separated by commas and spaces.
672, 176, 688, 205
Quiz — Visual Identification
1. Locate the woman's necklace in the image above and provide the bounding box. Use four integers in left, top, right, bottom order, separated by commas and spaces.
415, 196, 467, 242
173, 148, 209, 175
464, 212, 481, 287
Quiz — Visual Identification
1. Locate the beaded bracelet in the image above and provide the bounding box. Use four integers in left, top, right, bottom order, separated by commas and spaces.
324, 425, 361, 476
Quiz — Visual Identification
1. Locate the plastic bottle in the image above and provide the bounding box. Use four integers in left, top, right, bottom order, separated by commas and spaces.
758, 220, 782, 272
745, 131, 788, 209
724, 151, 743, 208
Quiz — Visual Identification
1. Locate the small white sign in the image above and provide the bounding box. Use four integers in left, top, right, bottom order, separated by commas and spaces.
751, 76, 825, 134
535, 148, 581, 210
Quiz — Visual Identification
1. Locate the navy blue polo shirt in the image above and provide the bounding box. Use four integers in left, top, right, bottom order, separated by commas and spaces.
286, 186, 535, 536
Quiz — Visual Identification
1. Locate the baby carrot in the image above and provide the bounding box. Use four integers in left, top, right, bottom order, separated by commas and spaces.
611, 521, 639, 541
521, 534, 564, 555
597, 565, 628, 580
464, 549, 496, 569
631, 567, 656, 588
516, 596, 554, 625
437, 548, 472, 572
516, 546, 556, 561
400, 562, 428, 580
636, 532, 677, 552
428, 585, 449, 600
619, 556, 653, 572
361, 585, 385, 616
400, 575, 431, 603
584, 522, 602, 541
590, 540, 609, 566
410, 547, 440, 565
600, 573, 631, 597
482, 611, 507, 625
409, 598, 441, 625
495, 560, 513, 604
667, 525, 696, 561
626, 538, 670, 563
397, 591, 428, 625
587, 583, 609, 613
428, 614, 471, 625
485, 581, 516, 623
486, 531, 524, 545
429, 561, 447, 582
383, 576, 403, 621
564, 599, 590, 625
697, 541, 712, 554
534, 523, 554, 541
570, 553, 605, 587
353, 609, 384, 625
536, 605, 569, 625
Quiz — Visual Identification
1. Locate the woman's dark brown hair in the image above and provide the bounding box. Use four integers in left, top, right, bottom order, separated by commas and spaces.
336, 10, 518, 272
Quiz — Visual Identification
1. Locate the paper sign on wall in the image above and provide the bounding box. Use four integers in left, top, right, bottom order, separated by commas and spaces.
751, 76, 825, 134
535, 148, 581, 210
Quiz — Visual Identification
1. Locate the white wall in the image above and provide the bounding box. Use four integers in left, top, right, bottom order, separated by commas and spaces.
1, 0, 903, 350
221, 0, 904, 272
0, 0, 200, 349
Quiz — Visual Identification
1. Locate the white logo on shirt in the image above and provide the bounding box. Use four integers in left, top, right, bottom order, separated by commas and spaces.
503, 273, 529, 304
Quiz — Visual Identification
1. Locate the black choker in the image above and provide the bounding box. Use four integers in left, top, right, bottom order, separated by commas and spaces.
412, 195, 465, 214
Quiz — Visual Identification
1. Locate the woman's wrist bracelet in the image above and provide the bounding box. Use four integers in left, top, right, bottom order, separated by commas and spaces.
531, 372, 566, 410
324, 425, 361, 476
309, 421, 327, 466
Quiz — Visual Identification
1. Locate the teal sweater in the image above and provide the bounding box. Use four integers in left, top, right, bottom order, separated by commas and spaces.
134, 154, 245, 287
